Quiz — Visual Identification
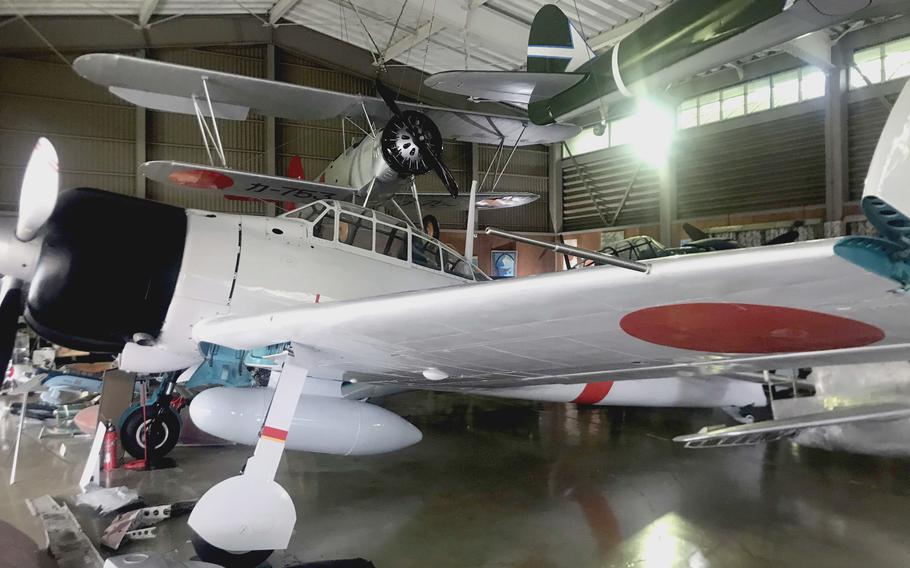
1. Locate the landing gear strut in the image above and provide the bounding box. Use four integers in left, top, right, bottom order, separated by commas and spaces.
119, 373, 183, 461
189, 348, 309, 567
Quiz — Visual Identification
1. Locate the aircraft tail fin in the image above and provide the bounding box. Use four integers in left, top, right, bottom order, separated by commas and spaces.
287, 155, 304, 180
527, 4, 594, 73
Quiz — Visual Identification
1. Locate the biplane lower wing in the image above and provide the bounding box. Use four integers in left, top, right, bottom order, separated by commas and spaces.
140, 161, 361, 204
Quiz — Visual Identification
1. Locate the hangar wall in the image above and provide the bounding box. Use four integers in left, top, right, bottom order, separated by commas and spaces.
0, 45, 550, 232
559, 19, 910, 246
0, 53, 136, 208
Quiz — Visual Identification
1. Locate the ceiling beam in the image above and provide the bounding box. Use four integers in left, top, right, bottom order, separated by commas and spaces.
587, 6, 664, 53
137, 0, 161, 28
0, 15, 270, 52
268, 0, 301, 26
377, 0, 525, 67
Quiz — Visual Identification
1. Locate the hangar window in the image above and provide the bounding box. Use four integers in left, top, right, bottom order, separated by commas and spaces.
772, 70, 800, 107
678, 66, 826, 130
746, 79, 771, 113
850, 36, 910, 89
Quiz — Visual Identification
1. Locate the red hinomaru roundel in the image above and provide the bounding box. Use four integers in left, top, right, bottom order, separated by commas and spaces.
620, 303, 885, 354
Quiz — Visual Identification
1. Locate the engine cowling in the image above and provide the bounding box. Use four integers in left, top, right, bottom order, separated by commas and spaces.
189, 387, 423, 456
379, 110, 443, 176
22, 188, 187, 353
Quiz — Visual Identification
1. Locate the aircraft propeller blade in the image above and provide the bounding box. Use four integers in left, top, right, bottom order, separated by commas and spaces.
0, 276, 23, 389
17, 137, 59, 242
376, 81, 459, 197
682, 222, 709, 242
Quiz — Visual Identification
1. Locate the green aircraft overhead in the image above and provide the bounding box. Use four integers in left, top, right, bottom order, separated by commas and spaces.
425, 0, 903, 130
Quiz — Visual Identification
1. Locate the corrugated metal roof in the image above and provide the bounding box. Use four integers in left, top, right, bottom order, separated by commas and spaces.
0, 0, 672, 74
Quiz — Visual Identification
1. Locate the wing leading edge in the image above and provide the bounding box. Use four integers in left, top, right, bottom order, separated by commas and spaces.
192, 239, 910, 389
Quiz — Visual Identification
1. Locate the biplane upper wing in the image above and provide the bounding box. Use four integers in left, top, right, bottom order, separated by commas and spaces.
424, 70, 586, 105
192, 238, 910, 389
73, 54, 579, 146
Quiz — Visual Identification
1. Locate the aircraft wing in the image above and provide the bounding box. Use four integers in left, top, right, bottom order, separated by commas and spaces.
140, 161, 361, 203
424, 71, 586, 105
192, 239, 910, 389
673, 402, 910, 448
396, 192, 540, 211
72, 53, 578, 146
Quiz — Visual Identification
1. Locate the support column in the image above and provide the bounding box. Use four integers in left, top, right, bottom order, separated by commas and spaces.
135, 49, 147, 199
825, 43, 849, 229
265, 42, 278, 217
659, 151, 677, 246
471, 142, 480, 228
548, 143, 563, 234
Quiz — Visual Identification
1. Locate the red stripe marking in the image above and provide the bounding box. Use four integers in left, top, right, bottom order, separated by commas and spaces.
573, 382, 614, 405
261, 426, 288, 442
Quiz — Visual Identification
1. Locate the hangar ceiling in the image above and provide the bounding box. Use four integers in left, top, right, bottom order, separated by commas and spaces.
0, 0, 671, 74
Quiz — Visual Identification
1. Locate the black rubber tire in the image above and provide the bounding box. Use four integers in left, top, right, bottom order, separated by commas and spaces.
120, 405, 181, 460
191, 533, 273, 568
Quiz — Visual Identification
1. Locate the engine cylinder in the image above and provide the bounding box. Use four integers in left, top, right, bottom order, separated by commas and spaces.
379, 110, 443, 176
189, 387, 423, 456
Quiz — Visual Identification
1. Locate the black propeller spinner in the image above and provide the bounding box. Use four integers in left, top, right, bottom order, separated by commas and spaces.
375, 81, 459, 198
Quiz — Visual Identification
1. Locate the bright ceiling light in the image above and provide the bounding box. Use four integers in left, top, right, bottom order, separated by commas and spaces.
630, 98, 676, 168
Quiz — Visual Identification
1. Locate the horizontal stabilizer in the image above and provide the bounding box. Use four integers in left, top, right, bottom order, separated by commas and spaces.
140, 161, 360, 204
74, 54, 578, 146
396, 192, 540, 210
674, 402, 910, 448
425, 71, 585, 105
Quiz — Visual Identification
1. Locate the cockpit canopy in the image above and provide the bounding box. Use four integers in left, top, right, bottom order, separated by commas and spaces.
281, 200, 490, 282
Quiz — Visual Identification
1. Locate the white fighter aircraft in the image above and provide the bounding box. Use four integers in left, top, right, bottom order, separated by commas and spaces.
2, 70, 910, 568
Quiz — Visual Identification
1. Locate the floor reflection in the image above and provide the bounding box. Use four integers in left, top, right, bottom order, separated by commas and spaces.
3, 391, 910, 567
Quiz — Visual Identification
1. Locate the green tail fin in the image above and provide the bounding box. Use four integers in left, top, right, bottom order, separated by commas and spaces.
527, 4, 593, 73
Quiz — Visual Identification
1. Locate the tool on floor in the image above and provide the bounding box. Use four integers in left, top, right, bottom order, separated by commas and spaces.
101, 501, 196, 550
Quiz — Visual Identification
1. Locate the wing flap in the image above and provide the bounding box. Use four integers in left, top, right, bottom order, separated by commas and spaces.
140, 161, 360, 204
673, 402, 910, 448
424, 71, 586, 104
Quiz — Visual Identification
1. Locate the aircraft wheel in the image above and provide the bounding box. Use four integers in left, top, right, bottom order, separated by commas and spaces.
192, 533, 273, 568
120, 406, 181, 460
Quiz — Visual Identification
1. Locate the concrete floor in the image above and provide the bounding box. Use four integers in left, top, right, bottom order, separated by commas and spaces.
2, 392, 910, 567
